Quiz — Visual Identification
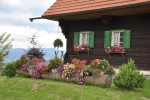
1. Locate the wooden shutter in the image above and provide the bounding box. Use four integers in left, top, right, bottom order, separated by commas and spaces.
89, 32, 94, 48
74, 32, 79, 45
123, 30, 131, 48
104, 31, 111, 48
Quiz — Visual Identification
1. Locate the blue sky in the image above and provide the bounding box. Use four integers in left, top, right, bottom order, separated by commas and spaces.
0, 0, 66, 50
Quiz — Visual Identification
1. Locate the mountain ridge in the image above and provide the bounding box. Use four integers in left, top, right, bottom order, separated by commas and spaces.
5, 48, 66, 62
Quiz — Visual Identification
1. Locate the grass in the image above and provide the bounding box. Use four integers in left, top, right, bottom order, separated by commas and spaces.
0, 76, 150, 100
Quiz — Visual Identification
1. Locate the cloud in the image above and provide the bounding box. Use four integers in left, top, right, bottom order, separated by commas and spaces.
0, 0, 57, 30
0, 0, 56, 14
0, 24, 66, 50
0, 0, 66, 50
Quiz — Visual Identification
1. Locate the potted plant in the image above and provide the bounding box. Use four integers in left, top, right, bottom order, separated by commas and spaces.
47, 58, 62, 72
53, 38, 63, 58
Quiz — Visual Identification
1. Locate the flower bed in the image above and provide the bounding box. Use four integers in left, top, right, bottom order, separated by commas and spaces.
15, 56, 114, 87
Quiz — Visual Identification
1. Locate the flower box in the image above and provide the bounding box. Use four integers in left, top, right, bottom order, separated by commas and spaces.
73, 44, 90, 55
104, 46, 125, 56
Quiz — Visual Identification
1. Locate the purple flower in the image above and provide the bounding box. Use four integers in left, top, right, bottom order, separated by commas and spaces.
36, 62, 46, 70
56, 64, 64, 74
32, 67, 41, 78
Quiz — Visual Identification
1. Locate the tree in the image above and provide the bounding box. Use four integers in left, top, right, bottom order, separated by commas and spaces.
26, 34, 45, 58
0, 33, 13, 69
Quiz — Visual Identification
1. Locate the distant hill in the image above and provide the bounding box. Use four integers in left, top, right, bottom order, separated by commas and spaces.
4, 48, 66, 62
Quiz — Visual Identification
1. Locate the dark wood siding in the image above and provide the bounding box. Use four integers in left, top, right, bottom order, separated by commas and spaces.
60, 13, 150, 70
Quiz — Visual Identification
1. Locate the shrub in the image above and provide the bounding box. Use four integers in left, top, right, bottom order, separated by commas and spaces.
3, 62, 16, 77
47, 58, 63, 70
113, 58, 146, 89
14, 54, 28, 69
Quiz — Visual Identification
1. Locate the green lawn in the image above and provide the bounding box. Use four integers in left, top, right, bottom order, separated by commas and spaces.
0, 76, 150, 100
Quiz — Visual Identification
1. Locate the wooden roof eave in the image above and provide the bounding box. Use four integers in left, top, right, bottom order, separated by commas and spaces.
42, 1, 150, 21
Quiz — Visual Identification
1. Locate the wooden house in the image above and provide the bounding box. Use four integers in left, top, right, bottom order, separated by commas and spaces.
30, 0, 150, 70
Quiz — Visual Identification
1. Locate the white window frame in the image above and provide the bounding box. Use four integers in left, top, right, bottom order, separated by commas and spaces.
111, 31, 124, 47
79, 32, 89, 45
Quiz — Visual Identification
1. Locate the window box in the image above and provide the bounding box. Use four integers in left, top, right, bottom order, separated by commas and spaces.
74, 44, 90, 55
104, 46, 125, 56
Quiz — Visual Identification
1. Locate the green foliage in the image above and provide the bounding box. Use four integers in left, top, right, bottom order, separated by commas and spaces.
3, 62, 16, 77
105, 66, 115, 75
90, 59, 115, 75
64, 67, 76, 78
0, 33, 13, 69
47, 58, 62, 70
113, 58, 146, 89
53, 38, 63, 49
17, 73, 31, 78
83, 66, 93, 76
14, 54, 28, 69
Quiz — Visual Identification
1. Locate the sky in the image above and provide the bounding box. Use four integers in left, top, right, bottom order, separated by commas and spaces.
0, 0, 66, 50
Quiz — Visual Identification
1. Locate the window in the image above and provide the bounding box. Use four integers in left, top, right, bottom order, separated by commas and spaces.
79, 32, 89, 45
111, 31, 124, 47
74, 31, 94, 48
104, 30, 131, 48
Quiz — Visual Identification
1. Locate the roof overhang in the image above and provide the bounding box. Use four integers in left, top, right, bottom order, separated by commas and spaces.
42, 2, 150, 21
29, 17, 44, 22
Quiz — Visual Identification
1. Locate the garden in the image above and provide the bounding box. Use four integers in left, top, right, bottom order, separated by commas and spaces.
0, 33, 150, 100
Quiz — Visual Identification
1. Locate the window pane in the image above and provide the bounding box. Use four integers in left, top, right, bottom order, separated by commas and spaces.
120, 32, 124, 44
80, 32, 89, 45
82, 38, 87, 44
87, 33, 89, 45
113, 32, 119, 47
82, 33, 86, 38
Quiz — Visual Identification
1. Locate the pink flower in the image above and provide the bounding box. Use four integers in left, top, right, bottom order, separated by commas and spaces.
21, 54, 27, 58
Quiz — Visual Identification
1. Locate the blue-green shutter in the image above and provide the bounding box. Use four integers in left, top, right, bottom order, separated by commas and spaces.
123, 30, 131, 48
89, 32, 94, 48
104, 31, 111, 48
74, 32, 79, 45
